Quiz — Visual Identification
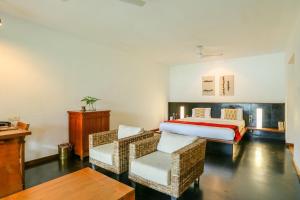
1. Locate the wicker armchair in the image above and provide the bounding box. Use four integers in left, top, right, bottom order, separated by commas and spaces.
128, 134, 206, 199
89, 128, 154, 174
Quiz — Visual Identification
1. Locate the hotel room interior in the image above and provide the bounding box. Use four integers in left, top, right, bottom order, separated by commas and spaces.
0, 0, 300, 199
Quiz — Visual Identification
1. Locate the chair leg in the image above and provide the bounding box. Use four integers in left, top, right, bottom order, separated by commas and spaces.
194, 177, 200, 187
91, 164, 96, 170
131, 181, 136, 188
115, 174, 120, 181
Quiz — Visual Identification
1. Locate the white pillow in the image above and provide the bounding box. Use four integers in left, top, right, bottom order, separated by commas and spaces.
192, 108, 211, 118
221, 109, 225, 119
236, 108, 243, 120
204, 108, 211, 118
117, 125, 143, 139
221, 108, 243, 120
157, 132, 197, 154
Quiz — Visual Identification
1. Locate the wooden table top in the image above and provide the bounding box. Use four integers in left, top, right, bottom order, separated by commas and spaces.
0, 129, 31, 140
2, 168, 135, 200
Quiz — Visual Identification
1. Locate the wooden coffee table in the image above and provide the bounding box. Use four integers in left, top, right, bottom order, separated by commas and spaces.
2, 168, 135, 200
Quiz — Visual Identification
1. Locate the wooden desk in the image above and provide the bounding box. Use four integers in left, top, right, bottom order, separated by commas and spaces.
0, 129, 31, 198
3, 168, 135, 200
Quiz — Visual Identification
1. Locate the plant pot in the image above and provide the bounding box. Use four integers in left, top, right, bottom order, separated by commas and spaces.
88, 104, 96, 111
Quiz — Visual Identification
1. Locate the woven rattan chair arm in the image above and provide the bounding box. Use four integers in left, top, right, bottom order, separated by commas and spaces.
112, 131, 154, 170
129, 134, 161, 161
168, 138, 206, 197
89, 129, 118, 148
113, 131, 154, 158
171, 138, 206, 176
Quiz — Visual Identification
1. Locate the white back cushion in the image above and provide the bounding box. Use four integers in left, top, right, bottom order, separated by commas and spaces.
118, 125, 143, 139
157, 132, 197, 154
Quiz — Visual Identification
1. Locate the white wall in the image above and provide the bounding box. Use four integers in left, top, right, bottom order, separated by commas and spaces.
286, 12, 300, 169
169, 53, 286, 103
0, 15, 168, 161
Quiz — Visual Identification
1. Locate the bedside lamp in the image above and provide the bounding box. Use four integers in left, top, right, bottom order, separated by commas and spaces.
256, 108, 263, 129
180, 106, 185, 119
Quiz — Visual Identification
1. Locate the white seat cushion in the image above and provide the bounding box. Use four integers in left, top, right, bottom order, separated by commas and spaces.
89, 143, 114, 165
117, 125, 143, 139
130, 151, 172, 186
157, 131, 197, 154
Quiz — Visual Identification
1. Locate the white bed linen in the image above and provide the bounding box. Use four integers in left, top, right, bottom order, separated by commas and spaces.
159, 117, 245, 141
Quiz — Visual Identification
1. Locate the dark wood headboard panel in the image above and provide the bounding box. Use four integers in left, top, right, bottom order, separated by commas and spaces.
168, 102, 285, 128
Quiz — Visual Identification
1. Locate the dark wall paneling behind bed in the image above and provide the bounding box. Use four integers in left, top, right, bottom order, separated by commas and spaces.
168, 102, 285, 128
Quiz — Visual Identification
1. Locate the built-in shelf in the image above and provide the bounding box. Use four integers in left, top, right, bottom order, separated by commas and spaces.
247, 127, 285, 133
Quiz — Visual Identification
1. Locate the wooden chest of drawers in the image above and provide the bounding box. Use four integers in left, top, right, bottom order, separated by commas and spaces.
68, 110, 110, 159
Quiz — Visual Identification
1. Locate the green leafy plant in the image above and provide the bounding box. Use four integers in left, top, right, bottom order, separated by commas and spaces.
81, 96, 100, 111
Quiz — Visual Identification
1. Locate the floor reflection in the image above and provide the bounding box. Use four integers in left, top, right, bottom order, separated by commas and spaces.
25, 138, 300, 200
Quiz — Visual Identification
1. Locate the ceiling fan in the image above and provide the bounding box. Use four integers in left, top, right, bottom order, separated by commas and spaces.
197, 45, 224, 58
119, 0, 146, 7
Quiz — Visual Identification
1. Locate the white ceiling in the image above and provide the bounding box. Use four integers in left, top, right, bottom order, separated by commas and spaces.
0, 0, 300, 65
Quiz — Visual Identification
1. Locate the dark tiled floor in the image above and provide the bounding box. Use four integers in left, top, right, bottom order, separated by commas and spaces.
25, 138, 300, 200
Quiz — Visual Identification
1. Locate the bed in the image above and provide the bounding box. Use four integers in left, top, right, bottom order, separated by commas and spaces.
159, 117, 247, 144
160, 108, 248, 159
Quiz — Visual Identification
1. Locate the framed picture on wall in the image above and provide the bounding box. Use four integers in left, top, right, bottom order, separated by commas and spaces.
220, 75, 234, 96
202, 76, 215, 96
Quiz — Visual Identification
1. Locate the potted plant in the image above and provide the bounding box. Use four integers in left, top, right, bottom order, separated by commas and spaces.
81, 96, 100, 111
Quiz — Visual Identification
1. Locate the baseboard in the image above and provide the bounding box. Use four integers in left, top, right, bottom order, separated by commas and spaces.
286, 143, 294, 148
25, 154, 59, 168
286, 143, 300, 178
292, 159, 300, 177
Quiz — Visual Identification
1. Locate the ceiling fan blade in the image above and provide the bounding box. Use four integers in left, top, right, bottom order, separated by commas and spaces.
198, 46, 224, 57
120, 0, 146, 7
202, 53, 224, 57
